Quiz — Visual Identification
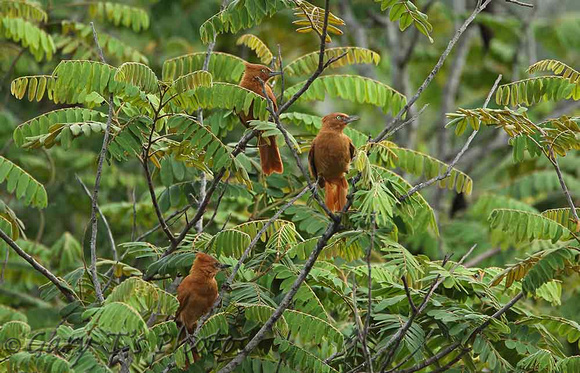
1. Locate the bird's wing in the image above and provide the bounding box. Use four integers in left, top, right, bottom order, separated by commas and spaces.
175, 281, 193, 320
308, 140, 317, 180
349, 138, 356, 161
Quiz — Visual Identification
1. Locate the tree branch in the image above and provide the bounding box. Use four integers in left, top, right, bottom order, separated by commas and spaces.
352, 273, 373, 373
505, 0, 534, 8
75, 175, 117, 262
87, 22, 113, 303
0, 229, 77, 302
142, 155, 177, 246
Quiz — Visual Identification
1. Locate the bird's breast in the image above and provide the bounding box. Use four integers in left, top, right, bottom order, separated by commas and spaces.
313, 132, 352, 180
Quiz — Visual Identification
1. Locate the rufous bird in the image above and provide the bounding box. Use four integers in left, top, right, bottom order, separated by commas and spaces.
175, 252, 230, 335
309, 113, 359, 212
238, 62, 284, 176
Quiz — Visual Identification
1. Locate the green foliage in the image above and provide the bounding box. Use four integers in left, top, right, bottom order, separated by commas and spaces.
0, 17, 54, 61
0, 1, 47, 22
542, 208, 580, 233
85, 301, 149, 336
105, 277, 179, 317
373, 0, 433, 42
275, 337, 339, 372
13, 108, 107, 147
162, 51, 246, 83
8, 352, 73, 373
283, 47, 380, 77
521, 248, 578, 295
88, 2, 150, 32
495, 76, 579, 106
488, 209, 573, 244
199, 0, 292, 44
369, 142, 473, 194
114, 62, 159, 94
58, 21, 148, 63
0, 156, 47, 208
516, 349, 557, 373
528, 59, 580, 85
236, 34, 273, 64
284, 74, 407, 116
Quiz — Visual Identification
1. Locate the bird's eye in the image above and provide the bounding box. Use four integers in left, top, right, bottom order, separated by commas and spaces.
336, 115, 341, 120
261, 69, 266, 73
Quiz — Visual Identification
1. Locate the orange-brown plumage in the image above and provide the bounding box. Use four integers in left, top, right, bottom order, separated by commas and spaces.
309, 113, 358, 212
239, 63, 284, 176
175, 252, 228, 334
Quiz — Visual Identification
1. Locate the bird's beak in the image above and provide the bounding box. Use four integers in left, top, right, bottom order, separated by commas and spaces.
219, 263, 232, 270
268, 70, 282, 78
345, 115, 360, 124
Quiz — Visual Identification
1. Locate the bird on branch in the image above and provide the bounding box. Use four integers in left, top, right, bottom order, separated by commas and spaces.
175, 252, 230, 361
238, 62, 284, 176
309, 112, 359, 212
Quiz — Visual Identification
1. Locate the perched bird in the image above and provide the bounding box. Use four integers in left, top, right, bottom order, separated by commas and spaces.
238, 62, 284, 176
309, 113, 359, 212
175, 252, 230, 335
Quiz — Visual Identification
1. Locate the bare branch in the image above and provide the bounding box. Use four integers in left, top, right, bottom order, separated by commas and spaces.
75, 174, 117, 262
505, 0, 534, 8
465, 247, 501, 268
0, 229, 77, 302
142, 154, 176, 246
195, 32, 218, 233
399, 74, 502, 202
87, 22, 114, 303
352, 274, 373, 373
549, 150, 580, 229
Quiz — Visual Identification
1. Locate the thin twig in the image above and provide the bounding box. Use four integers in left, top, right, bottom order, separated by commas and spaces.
465, 247, 501, 268
352, 273, 373, 373
142, 155, 176, 246
131, 188, 137, 241
135, 205, 190, 242
195, 33, 217, 233
202, 183, 228, 231
87, 22, 114, 303
505, 0, 534, 8
549, 151, 580, 230
76, 175, 117, 262
0, 246, 7, 283
399, 74, 502, 202
0, 229, 77, 302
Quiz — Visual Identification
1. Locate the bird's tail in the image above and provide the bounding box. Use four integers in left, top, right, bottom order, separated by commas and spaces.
258, 134, 283, 176
325, 177, 348, 212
